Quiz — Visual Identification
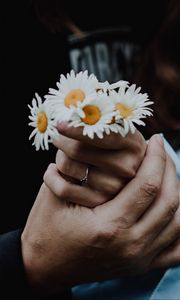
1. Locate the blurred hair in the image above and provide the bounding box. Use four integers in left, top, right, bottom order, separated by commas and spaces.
30, 0, 70, 33
135, 0, 180, 149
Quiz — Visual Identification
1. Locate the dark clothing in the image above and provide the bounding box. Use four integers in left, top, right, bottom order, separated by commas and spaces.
0, 230, 28, 295
0, 230, 71, 299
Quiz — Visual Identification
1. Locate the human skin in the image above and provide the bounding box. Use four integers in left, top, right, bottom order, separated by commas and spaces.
21, 135, 180, 295
51, 122, 147, 206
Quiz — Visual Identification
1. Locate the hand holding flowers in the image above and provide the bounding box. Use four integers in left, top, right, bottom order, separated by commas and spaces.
28, 70, 153, 151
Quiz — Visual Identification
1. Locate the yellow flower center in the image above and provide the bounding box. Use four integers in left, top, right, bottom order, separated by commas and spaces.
64, 89, 85, 107
37, 112, 48, 133
116, 103, 133, 118
82, 105, 101, 125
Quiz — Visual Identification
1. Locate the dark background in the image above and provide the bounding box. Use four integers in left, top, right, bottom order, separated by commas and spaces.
2, 0, 170, 232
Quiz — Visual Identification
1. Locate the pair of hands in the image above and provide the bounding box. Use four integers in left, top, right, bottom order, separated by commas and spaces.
21, 123, 180, 295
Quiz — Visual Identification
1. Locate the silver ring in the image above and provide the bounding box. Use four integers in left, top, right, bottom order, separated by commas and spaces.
80, 167, 89, 185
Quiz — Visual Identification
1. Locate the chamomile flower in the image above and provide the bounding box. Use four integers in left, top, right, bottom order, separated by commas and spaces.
97, 80, 129, 92
109, 84, 153, 135
28, 93, 58, 151
45, 70, 98, 122
69, 92, 115, 139
105, 120, 126, 137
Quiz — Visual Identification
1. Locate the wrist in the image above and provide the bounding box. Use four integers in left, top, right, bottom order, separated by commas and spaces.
21, 231, 42, 292
21, 231, 70, 296
21, 232, 53, 295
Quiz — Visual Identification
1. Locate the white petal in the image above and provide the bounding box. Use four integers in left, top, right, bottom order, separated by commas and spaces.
129, 122, 136, 134
29, 128, 38, 140
96, 130, 104, 139
44, 133, 49, 150
35, 93, 42, 107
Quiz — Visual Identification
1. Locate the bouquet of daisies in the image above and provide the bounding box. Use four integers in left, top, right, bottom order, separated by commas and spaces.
28, 70, 153, 151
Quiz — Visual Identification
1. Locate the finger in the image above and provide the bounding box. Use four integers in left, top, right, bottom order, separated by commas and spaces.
56, 150, 126, 195
53, 134, 142, 178
43, 164, 108, 207
100, 134, 166, 227
133, 155, 179, 241
87, 167, 126, 196
150, 206, 180, 255
150, 238, 180, 270
56, 149, 88, 181
56, 121, 145, 151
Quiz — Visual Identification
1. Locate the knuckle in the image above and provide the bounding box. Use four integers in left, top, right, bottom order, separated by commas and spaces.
138, 143, 146, 160
43, 163, 55, 182
163, 187, 179, 218
125, 230, 147, 259
133, 140, 146, 160
166, 200, 179, 219
58, 155, 71, 175
48, 163, 56, 170
130, 132, 146, 157
125, 242, 144, 260
69, 142, 82, 160
43, 172, 47, 183
91, 222, 117, 247
90, 193, 109, 207
117, 216, 132, 229
140, 176, 160, 198
116, 158, 136, 178
130, 228, 143, 244
54, 180, 69, 198
105, 180, 123, 195
126, 164, 136, 178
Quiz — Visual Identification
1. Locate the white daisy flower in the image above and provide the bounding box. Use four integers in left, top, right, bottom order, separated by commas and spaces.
109, 84, 153, 135
69, 92, 116, 139
105, 121, 126, 137
45, 70, 98, 122
97, 80, 129, 93
28, 93, 58, 151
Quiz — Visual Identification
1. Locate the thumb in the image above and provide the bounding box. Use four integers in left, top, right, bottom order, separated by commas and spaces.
100, 134, 166, 226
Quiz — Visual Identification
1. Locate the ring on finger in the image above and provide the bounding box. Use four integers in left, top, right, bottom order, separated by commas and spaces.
80, 167, 89, 185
